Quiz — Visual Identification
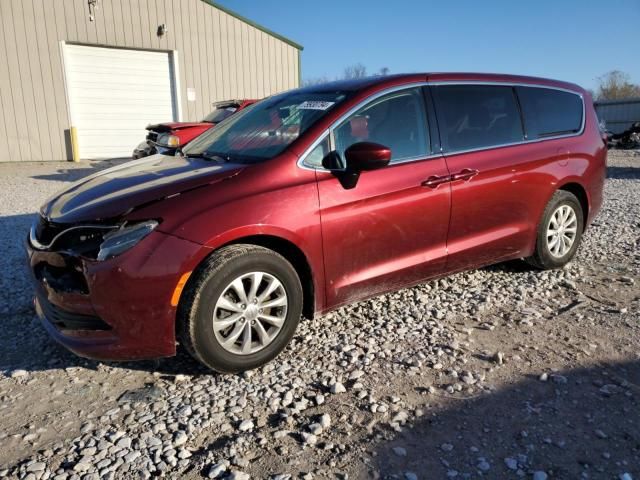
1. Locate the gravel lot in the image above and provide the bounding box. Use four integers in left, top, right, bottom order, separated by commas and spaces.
0, 151, 639, 480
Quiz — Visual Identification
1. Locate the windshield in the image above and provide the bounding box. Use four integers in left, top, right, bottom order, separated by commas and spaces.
202, 106, 239, 123
184, 90, 350, 163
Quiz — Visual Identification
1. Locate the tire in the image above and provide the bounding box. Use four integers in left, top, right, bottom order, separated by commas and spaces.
178, 244, 303, 373
526, 190, 584, 270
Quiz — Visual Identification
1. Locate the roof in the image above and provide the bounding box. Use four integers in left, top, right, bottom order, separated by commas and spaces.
426, 72, 584, 92
201, 1, 303, 50
300, 72, 585, 94
300, 74, 419, 93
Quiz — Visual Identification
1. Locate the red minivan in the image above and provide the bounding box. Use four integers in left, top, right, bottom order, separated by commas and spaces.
27, 73, 606, 373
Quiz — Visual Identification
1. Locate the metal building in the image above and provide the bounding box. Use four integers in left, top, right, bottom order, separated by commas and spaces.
594, 98, 640, 134
0, 0, 302, 161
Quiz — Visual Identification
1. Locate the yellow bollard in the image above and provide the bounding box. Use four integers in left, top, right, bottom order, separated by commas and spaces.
70, 126, 80, 162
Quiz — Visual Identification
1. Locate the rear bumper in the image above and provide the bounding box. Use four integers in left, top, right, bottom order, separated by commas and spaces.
27, 231, 207, 361
586, 151, 607, 227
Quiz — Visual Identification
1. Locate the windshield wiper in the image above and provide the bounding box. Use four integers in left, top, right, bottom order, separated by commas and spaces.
183, 152, 230, 163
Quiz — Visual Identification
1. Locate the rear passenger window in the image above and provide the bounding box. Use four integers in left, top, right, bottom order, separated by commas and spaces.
516, 87, 583, 138
432, 85, 524, 152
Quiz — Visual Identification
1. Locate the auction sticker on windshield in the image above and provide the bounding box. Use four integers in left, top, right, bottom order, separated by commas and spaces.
298, 101, 335, 110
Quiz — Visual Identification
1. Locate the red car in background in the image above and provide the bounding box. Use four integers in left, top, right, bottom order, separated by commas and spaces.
132, 99, 257, 158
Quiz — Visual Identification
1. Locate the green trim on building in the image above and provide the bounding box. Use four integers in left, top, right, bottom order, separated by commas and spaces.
201, 0, 304, 51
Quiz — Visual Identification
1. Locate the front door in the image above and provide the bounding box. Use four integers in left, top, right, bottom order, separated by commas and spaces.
312, 86, 451, 308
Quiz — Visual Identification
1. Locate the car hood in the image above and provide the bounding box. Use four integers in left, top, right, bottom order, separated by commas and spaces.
147, 122, 212, 132
40, 155, 244, 224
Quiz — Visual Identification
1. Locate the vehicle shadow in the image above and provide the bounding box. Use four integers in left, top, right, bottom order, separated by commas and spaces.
482, 259, 537, 274
0, 213, 39, 316
607, 165, 640, 180
28, 157, 132, 182
372, 359, 640, 479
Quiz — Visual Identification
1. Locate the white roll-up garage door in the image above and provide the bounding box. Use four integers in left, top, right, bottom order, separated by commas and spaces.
63, 44, 177, 160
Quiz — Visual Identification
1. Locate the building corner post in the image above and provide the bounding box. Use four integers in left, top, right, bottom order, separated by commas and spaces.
70, 127, 80, 162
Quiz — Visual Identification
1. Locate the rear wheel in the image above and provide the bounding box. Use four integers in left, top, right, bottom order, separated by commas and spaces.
178, 245, 303, 373
526, 190, 584, 270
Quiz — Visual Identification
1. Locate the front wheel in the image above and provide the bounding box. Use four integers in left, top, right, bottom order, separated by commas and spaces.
178, 245, 303, 373
526, 190, 584, 270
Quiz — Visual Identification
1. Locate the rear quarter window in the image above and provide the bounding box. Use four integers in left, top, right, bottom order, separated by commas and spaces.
432, 85, 524, 152
516, 86, 583, 139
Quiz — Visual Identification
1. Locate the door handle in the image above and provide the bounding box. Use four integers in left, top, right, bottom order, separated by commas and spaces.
451, 168, 479, 182
421, 175, 451, 188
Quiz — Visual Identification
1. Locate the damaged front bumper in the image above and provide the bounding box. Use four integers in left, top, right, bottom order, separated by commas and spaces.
26, 227, 206, 361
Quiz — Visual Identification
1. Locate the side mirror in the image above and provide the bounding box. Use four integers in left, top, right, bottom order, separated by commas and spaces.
321, 151, 344, 171
344, 142, 391, 171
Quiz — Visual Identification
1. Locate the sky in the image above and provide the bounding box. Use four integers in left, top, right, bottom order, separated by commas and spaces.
218, 0, 640, 91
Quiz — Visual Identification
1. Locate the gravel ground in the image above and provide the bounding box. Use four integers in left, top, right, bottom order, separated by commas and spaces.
0, 151, 638, 480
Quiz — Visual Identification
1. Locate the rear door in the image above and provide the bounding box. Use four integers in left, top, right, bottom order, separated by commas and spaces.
308, 86, 451, 308
431, 84, 531, 272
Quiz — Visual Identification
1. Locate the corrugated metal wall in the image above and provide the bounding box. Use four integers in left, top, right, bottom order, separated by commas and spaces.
594, 98, 640, 134
0, 0, 301, 161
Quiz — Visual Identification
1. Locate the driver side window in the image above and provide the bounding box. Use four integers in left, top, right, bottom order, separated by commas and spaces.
333, 87, 430, 165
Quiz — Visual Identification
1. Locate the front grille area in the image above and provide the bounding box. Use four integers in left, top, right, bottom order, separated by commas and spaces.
37, 295, 112, 331
34, 262, 89, 294
146, 130, 159, 143
34, 215, 66, 246
31, 214, 114, 256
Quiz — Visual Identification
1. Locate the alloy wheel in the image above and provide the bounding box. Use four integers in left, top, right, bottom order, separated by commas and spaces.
212, 272, 288, 355
546, 204, 578, 258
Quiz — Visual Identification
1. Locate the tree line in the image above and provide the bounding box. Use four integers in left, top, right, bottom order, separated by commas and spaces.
594, 71, 640, 101
302, 63, 390, 87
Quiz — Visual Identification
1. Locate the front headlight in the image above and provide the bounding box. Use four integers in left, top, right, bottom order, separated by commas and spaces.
97, 220, 158, 261
156, 134, 181, 148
